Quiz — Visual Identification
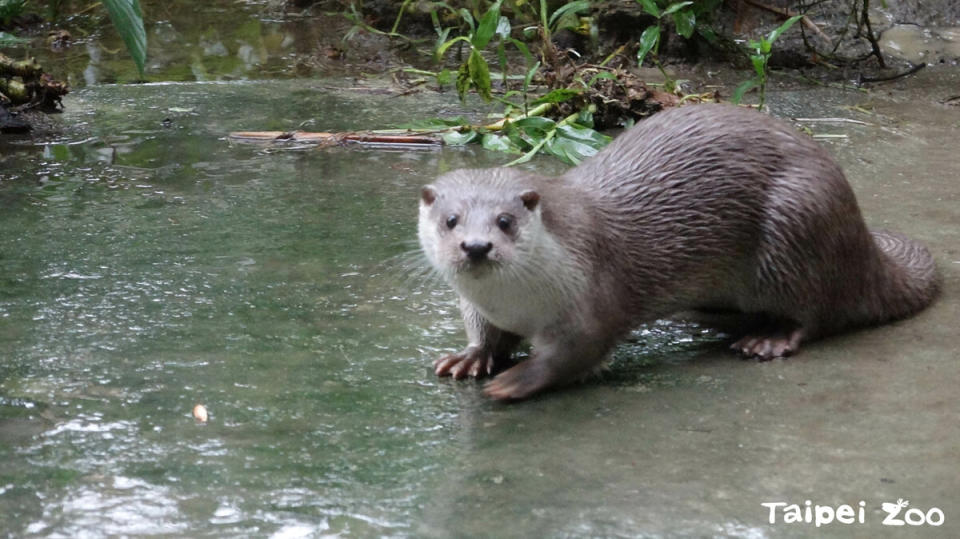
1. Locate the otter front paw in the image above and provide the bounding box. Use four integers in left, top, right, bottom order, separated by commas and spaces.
434, 346, 496, 379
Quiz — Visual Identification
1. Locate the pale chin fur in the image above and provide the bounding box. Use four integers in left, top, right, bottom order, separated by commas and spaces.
446, 215, 588, 337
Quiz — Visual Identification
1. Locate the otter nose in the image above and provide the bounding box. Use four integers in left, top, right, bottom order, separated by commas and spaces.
461, 240, 493, 261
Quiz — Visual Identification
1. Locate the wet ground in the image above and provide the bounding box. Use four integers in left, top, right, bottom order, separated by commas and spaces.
2, 2, 960, 538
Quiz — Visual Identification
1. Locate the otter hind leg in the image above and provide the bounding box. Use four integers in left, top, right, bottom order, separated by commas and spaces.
730, 318, 807, 360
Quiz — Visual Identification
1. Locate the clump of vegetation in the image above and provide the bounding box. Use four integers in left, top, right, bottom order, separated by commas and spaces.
731, 14, 803, 110
635, 0, 720, 93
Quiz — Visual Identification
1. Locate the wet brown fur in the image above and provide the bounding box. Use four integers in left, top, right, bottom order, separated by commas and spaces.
418, 104, 940, 400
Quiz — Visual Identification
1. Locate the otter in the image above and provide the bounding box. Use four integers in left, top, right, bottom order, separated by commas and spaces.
417, 104, 939, 401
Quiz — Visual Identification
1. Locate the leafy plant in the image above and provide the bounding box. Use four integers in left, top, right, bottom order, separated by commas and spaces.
0, 0, 27, 26
731, 14, 803, 109
433, 0, 517, 102
0, 30, 29, 46
95, 0, 146, 78
635, 0, 720, 92
520, 0, 593, 52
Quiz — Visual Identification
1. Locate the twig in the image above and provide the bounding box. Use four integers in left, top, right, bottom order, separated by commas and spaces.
793, 117, 872, 125
859, 0, 885, 68
857, 63, 926, 85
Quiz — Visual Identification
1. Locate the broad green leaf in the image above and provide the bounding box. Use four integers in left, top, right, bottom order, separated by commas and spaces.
511, 116, 556, 133
548, 0, 591, 30
530, 88, 582, 105
662, 1, 694, 17
0, 31, 29, 45
555, 123, 611, 148
482, 133, 522, 154
768, 14, 804, 44
696, 25, 718, 44
637, 25, 660, 66
731, 79, 758, 105
442, 129, 478, 145
467, 49, 492, 101
101, 0, 147, 78
637, 0, 661, 18
575, 109, 595, 128
472, 0, 502, 50
505, 117, 555, 148
545, 126, 610, 165
673, 9, 695, 39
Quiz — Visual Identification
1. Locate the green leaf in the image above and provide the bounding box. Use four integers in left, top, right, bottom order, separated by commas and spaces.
768, 14, 804, 44
482, 132, 522, 154
101, 0, 147, 78
575, 109, 595, 128
637, 25, 660, 66
545, 125, 611, 165
750, 55, 766, 76
497, 40, 508, 84
523, 60, 541, 93
436, 68, 453, 86
436, 35, 472, 60
506, 37, 534, 64
731, 79, 758, 105
673, 9, 695, 39
637, 0, 661, 18
586, 71, 618, 87
696, 25, 718, 44
661, 1, 694, 17
442, 129, 479, 145
467, 49, 492, 101
458, 8, 475, 33
530, 88, 581, 105
433, 26, 452, 60
506, 116, 556, 147
472, 0, 502, 50
456, 62, 471, 102
0, 31, 30, 46
548, 0, 591, 31
556, 123, 611, 148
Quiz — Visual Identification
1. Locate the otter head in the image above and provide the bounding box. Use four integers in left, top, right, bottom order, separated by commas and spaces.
418, 169, 542, 282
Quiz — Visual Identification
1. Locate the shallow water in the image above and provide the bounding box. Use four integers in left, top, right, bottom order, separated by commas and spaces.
3, 13, 960, 539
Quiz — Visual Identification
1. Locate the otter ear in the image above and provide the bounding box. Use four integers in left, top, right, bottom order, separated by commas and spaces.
519, 190, 540, 211
421, 185, 438, 205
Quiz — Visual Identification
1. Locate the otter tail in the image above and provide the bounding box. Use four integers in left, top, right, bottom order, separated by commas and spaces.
868, 230, 940, 323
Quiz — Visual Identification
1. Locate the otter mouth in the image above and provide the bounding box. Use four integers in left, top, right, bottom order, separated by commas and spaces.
455, 258, 499, 278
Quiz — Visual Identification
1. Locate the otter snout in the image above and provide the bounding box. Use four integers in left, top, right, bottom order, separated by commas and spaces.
461, 240, 494, 261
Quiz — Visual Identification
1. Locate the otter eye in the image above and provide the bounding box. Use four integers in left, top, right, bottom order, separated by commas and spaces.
496, 214, 513, 232
445, 215, 458, 229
